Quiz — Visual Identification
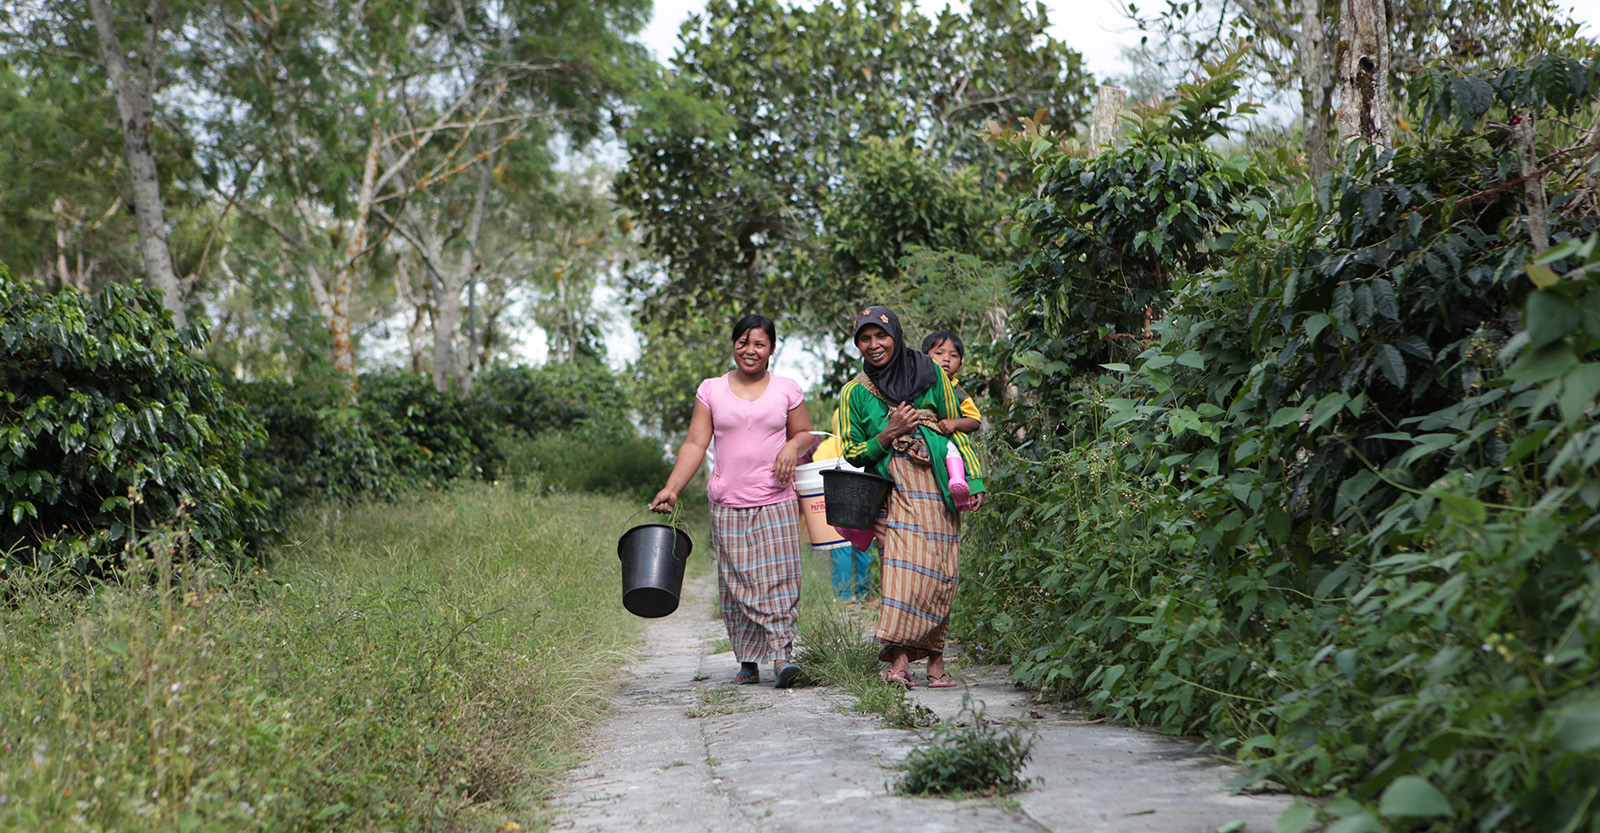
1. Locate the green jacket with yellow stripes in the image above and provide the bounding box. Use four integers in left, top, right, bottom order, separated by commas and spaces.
838, 367, 984, 511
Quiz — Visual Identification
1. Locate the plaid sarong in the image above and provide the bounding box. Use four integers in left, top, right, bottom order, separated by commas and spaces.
873, 452, 961, 662
709, 500, 803, 663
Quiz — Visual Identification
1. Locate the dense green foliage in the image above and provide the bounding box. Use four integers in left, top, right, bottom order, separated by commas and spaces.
2, 270, 667, 567
0, 274, 273, 570
959, 56, 1600, 831
617, 0, 1090, 411
1007, 60, 1269, 430
244, 360, 658, 507
0, 487, 653, 831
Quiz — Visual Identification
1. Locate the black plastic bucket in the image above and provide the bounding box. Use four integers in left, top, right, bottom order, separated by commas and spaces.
618, 523, 693, 618
821, 469, 895, 530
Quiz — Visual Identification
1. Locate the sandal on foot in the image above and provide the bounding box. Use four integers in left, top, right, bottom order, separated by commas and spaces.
926, 672, 957, 688
774, 662, 801, 689
880, 669, 914, 689
733, 667, 760, 685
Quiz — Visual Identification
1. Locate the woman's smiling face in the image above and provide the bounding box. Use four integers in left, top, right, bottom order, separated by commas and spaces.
855, 324, 895, 368
733, 327, 773, 374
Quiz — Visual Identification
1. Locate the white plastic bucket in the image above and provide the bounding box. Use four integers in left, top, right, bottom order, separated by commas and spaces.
795, 458, 860, 552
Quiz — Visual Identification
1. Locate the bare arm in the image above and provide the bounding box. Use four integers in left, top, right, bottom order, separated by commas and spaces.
773, 403, 816, 484
650, 399, 713, 513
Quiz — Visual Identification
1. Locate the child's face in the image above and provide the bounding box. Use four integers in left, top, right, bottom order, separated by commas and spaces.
926, 339, 963, 377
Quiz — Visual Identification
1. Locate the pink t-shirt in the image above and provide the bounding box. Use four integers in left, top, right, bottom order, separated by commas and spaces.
697, 373, 804, 508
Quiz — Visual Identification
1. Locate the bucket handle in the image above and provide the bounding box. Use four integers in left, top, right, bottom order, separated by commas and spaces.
625, 502, 688, 535
808, 431, 849, 470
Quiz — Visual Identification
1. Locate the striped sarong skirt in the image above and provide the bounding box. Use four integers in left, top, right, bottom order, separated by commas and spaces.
709, 499, 803, 663
874, 452, 961, 662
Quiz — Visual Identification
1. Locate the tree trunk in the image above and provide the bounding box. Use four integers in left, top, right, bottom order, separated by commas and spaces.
452, 154, 494, 395
88, 0, 185, 327
1296, 0, 1336, 180
1089, 85, 1127, 153
1337, 0, 1392, 148
327, 121, 385, 403
394, 255, 431, 374
1517, 114, 1550, 256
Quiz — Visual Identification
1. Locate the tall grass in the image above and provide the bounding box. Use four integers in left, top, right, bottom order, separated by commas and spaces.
0, 486, 669, 832
793, 553, 937, 729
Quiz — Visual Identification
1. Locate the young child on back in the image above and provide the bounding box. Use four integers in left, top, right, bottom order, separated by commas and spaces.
920, 330, 981, 506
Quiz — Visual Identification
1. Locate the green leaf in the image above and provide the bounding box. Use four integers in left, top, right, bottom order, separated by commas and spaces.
1304, 313, 1332, 342
1427, 488, 1486, 525
1272, 799, 1315, 833
1375, 344, 1406, 388
1378, 776, 1454, 819
1526, 291, 1582, 348
313, 803, 351, 820
1309, 393, 1351, 432
1269, 403, 1310, 429
1527, 262, 1561, 288
1369, 279, 1398, 321
1508, 344, 1579, 385
1325, 810, 1381, 833
1550, 694, 1600, 752
1558, 363, 1600, 426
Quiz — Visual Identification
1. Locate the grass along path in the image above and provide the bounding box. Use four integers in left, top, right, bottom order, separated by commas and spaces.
0, 486, 694, 832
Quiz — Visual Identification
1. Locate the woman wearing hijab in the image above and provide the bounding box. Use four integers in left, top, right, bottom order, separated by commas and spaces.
839, 306, 985, 689
650, 314, 816, 688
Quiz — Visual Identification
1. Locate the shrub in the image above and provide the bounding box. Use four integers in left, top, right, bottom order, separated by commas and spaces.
231, 379, 392, 505
895, 704, 1034, 797
963, 56, 1600, 831
359, 368, 502, 487
473, 360, 634, 436
508, 427, 670, 504
0, 272, 274, 570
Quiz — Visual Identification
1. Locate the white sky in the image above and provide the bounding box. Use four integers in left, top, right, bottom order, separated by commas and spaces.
640, 0, 1600, 82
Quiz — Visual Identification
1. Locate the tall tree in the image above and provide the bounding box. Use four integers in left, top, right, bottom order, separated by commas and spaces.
200, 0, 646, 398
1134, 0, 1587, 178
0, 54, 136, 292
372, 0, 649, 393
85, 0, 185, 325
617, 0, 1092, 346
1, 0, 200, 316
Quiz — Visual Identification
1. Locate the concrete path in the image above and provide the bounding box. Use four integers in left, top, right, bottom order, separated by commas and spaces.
549, 572, 1293, 833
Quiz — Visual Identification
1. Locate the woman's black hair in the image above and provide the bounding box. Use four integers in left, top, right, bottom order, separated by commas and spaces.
731, 314, 777, 344
920, 330, 964, 357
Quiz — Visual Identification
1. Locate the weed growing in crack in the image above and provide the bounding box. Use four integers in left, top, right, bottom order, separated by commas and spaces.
894, 700, 1034, 797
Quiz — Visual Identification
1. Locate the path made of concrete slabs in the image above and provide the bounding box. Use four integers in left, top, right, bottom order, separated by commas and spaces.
551, 571, 1294, 833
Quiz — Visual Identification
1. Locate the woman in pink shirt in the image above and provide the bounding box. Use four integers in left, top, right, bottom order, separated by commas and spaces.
650, 314, 816, 688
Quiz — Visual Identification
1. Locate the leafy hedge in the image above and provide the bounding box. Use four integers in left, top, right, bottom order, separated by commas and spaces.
0, 273, 274, 570
960, 56, 1600, 831
1, 265, 667, 572
476, 362, 670, 502
237, 360, 659, 507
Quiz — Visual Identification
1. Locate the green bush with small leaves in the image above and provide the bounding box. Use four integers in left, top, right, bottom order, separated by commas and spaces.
0, 271, 274, 570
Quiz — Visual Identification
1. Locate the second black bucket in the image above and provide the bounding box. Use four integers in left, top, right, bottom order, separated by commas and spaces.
618, 523, 693, 618
821, 468, 895, 530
